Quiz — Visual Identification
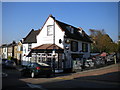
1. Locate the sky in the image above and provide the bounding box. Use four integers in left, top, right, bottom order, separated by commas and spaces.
2, 2, 119, 44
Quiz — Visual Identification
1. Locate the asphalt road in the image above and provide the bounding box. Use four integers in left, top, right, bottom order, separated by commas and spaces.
2, 63, 120, 89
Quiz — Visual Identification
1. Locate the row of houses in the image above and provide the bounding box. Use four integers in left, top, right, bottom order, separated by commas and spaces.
0, 41, 23, 65
0, 15, 92, 72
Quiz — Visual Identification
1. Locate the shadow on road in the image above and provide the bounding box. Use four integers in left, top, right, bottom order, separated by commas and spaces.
2, 68, 27, 90
38, 71, 120, 89
2, 65, 120, 89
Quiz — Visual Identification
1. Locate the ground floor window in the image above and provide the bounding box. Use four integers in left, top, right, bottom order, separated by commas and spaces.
31, 53, 63, 70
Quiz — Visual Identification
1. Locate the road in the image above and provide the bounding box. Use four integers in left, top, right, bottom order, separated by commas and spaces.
2, 63, 120, 89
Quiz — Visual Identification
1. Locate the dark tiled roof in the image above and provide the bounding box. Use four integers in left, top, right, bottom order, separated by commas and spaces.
23, 29, 40, 44
0, 44, 8, 48
55, 20, 92, 43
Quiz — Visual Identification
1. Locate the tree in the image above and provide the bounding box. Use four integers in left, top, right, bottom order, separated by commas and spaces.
89, 29, 117, 53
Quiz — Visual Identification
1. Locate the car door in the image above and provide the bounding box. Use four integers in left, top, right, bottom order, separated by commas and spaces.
29, 63, 36, 73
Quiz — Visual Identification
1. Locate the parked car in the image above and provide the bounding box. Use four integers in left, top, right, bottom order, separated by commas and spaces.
4, 60, 16, 69
106, 54, 114, 62
94, 56, 106, 67
21, 62, 53, 78
2, 59, 7, 68
85, 59, 95, 68
2, 72, 8, 78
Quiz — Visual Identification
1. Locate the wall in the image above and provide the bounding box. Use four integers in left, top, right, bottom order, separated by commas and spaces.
37, 16, 64, 48
22, 43, 37, 65
2, 47, 7, 59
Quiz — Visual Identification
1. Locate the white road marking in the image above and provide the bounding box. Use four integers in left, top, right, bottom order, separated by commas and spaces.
27, 83, 47, 90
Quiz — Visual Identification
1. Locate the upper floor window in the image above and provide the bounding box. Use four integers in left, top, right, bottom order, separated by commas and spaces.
28, 44, 32, 51
21, 46, 23, 51
71, 41, 78, 52
66, 26, 74, 34
70, 27, 74, 34
47, 25, 53, 36
82, 43, 88, 52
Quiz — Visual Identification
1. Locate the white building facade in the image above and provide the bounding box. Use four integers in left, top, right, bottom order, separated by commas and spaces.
22, 15, 92, 72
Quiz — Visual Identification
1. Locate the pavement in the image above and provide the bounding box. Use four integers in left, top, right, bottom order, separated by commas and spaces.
51, 63, 120, 82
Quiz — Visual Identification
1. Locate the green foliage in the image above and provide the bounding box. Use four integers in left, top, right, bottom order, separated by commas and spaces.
8, 56, 12, 60
89, 29, 118, 53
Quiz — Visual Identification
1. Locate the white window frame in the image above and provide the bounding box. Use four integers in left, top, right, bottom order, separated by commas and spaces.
47, 25, 53, 36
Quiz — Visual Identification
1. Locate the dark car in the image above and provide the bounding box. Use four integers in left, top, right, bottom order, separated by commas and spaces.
4, 60, 16, 69
21, 62, 53, 78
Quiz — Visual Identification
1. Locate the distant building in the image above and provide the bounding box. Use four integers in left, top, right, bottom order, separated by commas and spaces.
0, 44, 8, 59
16, 41, 23, 65
7, 41, 17, 60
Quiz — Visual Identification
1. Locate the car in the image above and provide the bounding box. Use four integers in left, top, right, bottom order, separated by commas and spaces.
21, 62, 53, 78
4, 60, 16, 69
85, 59, 95, 68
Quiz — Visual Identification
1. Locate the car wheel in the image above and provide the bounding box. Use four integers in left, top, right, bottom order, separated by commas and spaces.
21, 71, 25, 76
31, 72, 35, 78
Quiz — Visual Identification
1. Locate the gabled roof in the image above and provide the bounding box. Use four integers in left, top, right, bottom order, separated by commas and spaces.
48, 15, 92, 43
23, 15, 92, 44
23, 29, 41, 44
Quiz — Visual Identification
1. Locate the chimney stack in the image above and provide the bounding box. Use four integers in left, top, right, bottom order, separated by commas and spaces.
78, 27, 83, 34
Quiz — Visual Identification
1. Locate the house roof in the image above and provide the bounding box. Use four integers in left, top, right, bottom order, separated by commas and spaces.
23, 15, 92, 44
27, 44, 64, 56
47, 15, 92, 43
32, 44, 63, 50
23, 29, 41, 44
55, 19, 92, 43
0, 44, 8, 48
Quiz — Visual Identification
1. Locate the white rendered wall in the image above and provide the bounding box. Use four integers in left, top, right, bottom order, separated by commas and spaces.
37, 17, 64, 48
22, 43, 37, 65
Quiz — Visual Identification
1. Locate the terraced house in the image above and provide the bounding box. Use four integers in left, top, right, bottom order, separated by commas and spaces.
22, 15, 92, 72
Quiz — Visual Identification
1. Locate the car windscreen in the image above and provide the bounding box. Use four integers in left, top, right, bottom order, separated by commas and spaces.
37, 63, 49, 66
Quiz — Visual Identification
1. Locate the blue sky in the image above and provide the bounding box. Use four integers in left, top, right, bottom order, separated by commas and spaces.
2, 2, 118, 44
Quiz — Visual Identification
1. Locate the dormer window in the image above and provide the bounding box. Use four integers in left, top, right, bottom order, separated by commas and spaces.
66, 26, 74, 34
71, 27, 74, 34
47, 25, 53, 36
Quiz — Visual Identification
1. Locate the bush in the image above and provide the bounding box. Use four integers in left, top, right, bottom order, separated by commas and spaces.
8, 56, 12, 60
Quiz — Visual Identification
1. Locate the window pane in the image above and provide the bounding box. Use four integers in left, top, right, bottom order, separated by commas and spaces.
71, 41, 78, 52
82, 43, 88, 52
47, 25, 53, 36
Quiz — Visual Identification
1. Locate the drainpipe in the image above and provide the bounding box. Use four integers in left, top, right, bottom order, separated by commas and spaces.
52, 16, 56, 76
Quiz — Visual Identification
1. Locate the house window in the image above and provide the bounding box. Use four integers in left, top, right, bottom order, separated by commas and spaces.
21, 46, 23, 51
66, 26, 74, 34
28, 44, 32, 51
70, 27, 74, 34
47, 25, 53, 36
82, 43, 88, 52
71, 41, 78, 52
